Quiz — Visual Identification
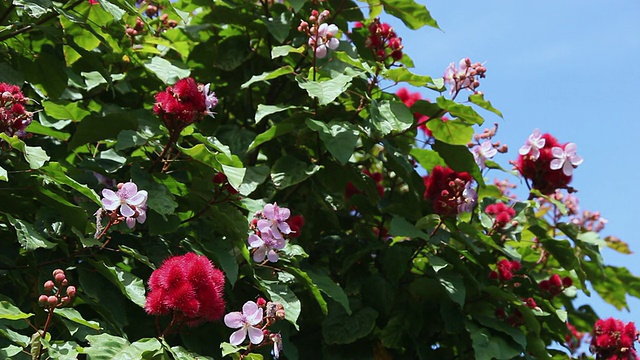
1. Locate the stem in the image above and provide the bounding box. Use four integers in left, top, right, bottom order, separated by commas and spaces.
36, 309, 55, 360
149, 130, 179, 172
0, 4, 16, 24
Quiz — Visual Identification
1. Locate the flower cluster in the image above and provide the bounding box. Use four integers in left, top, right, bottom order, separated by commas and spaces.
472, 140, 498, 169
248, 203, 303, 263
591, 318, 638, 359
96, 181, 148, 236
538, 273, 572, 298
444, 58, 487, 98
485, 202, 516, 228
153, 77, 217, 135
38, 269, 76, 309
423, 165, 477, 217
516, 129, 583, 195
345, 169, 384, 200
224, 298, 286, 358
298, 10, 340, 59
0, 82, 32, 140
488, 259, 521, 282
145, 253, 226, 327
364, 18, 403, 64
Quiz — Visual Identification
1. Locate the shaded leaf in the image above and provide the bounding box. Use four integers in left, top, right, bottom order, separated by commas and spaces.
306, 119, 359, 165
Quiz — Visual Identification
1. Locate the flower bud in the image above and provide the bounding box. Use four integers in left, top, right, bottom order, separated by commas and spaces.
61, 279, 68, 286
52, 269, 64, 277
47, 295, 58, 307
256, 297, 267, 307
38, 295, 49, 304
60, 296, 70, 305
44, 280, 55, 292
54, 272, 66, 284
145, 4, 158, 17
275, 309, 286, 320
66, 286, 77, 297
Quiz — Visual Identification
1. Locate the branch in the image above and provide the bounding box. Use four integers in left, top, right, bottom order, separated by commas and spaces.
0, 0, 84, 42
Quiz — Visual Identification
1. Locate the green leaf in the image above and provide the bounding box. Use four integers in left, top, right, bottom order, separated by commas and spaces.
255, 104, 300, 124
262, 11, 293, 43
282, 266, 327, 315
322, 307, 378, 345
389, 215, 429, 240
90, 261, 146, 308
306, 119, 359, 165
0, 301, 34, 321
381, 0, 440, 29
436, 97, 484, 125
270, 156, 320, 189
271, 45, 306, 59
383, 67, 435, 87
410, 148, 446, 172
437, 270, 465, 307
0, 134, 50, 169
5, 214, 56, 251
67, 113, 137, 149
261, 282, 301, 330
42, 100, 91, 122
247, 120, 296, 151
96, 0, 125, 20
14, 0, 53, 19
370, 99, 414, 136
465, 321, 523, 360
83, 333, 129, 360
220, 342, 246, 357
54, 308, 101, 330
144, 56, 191, 84
40, 162, 102, 205
238, 165, 270, 196
305, 268, 351, 315
427, 119, 474, 145
297, 74, 353, 105
432, 140, 485, 186
42, 340, 80, 360
241, 66, 294, 89
469, 93, 503, 118
0, 166, 7, 182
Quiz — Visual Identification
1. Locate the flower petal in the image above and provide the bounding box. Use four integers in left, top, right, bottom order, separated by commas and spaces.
229, 328, 247, 346
243, 302, 263, 325
253, 246, 267, 263
102, 189, 119, 200
570, 155, 584, 166
551, 147, 565, 159
550, 158, 563, 171
126, 217, 136, 229
120, 204, 135, 217
128, 190, 148, 206
101, 198, 120, 211
267, 250, 280, 263
248, 326, 264, 345
562, 161, 574, 176
224, 311, 245, 328
248, 234, 265, 248
120, 182, 138, 197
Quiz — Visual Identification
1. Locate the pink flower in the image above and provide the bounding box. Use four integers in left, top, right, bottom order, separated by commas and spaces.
519, 129, 546, 160
310, 23, 340, 58
101, 182, 148, 228
248, 229, 286, 263
550, 143, 583, 176
145, 253, 226, 326
257, 203, 291, 240
472, 140, 497, 169
224, 301, 264, 346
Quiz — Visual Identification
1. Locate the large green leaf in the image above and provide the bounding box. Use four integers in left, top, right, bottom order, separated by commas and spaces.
55, 308, 101, 331
305, 268, 352, 315
241, 66, 294, 89
427, 118, 474, 145
40, 162, 102, 205
306, 119, 359, 165
381, 0, 440, 29
270, 156, 320, 189
0, 134, 50, 169
67, 113, 137, 149
5, 214, 57, 251
437, 97, 485, 125
0, 301, 34, 321
432, 140, 485, 186
321, 307, 378, 345
297, 74, 353, 105
144, 57, 190, 84
370, 99, 414, 136
90, 261, 146, 308
261, 282, 301, 330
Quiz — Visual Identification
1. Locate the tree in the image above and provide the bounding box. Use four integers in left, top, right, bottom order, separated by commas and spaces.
0, 0, 636, 358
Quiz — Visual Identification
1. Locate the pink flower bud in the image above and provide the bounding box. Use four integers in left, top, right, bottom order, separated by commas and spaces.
61, 279, 68, 286
52, 269, 64, 277
47, 296, 58, 307
256, 297, 267, 307
54, 273, 66, 284
66, 286, 77, 297
44, 280, 55, 292
38, 295, 49, 304
60, 296, 70, 304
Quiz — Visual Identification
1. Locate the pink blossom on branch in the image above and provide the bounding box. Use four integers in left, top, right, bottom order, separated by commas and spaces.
224, 301, 264, 346
100, 181, 148, 229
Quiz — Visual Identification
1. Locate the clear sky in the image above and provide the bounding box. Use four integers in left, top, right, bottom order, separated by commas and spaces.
385, 0, 640, 325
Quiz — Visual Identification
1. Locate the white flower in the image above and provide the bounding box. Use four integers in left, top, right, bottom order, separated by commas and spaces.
472, 140, 497, 169
519, 129, 546, 160
550, 143, 583, 176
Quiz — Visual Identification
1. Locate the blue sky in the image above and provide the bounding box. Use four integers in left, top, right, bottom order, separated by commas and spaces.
385, 0, 640, 325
